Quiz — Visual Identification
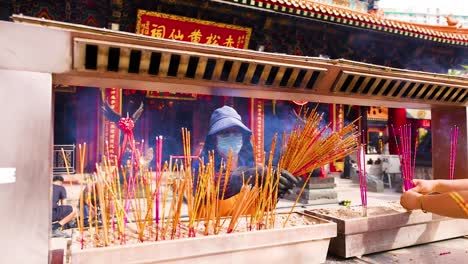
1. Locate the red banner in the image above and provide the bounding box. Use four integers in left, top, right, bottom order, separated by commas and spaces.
250, 98, 265, 164
103, 88, 122, 159
136, 10, 251, 49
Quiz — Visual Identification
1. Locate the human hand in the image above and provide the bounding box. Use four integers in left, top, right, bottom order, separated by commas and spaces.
400, 189, 423, 210
411, 179, 437, 194
228, 166, 298, 199
274, 169, 299, 198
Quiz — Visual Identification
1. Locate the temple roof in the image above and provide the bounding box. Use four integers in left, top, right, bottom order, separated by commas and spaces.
213, 0, 468, 46
6, 15, 468, 108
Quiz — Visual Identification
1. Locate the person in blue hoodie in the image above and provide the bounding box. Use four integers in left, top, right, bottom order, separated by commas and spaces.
196, 105, 298, 215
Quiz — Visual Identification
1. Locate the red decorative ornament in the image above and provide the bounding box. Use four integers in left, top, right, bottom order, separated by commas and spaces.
117, 117, 137, 166
118, 117, 135, 132
293, 100, 308, 106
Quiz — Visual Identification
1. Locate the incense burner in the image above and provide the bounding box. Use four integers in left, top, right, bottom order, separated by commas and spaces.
305, 202, 468, 258
70, 212, 336, 264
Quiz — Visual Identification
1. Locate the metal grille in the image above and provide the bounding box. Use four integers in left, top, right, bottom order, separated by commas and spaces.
71, 37, 468, 107
74, 39, 325, 90
333, 71, 468, 104
53, 144, 76, 175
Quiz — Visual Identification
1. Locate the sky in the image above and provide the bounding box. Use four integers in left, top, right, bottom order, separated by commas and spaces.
380, 0, 468, 15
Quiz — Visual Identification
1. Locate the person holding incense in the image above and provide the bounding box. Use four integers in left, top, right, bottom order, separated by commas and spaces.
196, 105, 299, 216
52, 176, 77, 238
400, 178, 468, 218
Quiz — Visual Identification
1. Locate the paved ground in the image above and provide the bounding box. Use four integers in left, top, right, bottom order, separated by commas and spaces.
325, 237, 468, 264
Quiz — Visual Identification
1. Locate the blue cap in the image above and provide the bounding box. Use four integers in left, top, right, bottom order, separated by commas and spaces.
207, 106, 252, 136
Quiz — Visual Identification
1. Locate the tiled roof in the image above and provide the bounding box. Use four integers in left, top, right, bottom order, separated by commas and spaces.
219, 0, 468, 46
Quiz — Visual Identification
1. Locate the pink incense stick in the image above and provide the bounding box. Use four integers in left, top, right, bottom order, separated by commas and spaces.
402, 128, 407, 189
449, 127, 453, 180
357, 131, 367, 215
455, 126, 459, 176
140, 139, 144, 154
449, 126, 459, 180
404, 125, 411, 190
361, 134, 367, 208
449, 127, 455, 180
404, 125, 410, 190
105, 140, 110, 158
412, 134, 418, 187
123, 140, 139, 224
155, 136, 163, 241
155, 136, 159, 240
397, 124, 416, 191
392, 124, 416, 191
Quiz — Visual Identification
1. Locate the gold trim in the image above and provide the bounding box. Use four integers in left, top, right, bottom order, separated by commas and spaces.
136, 9, 252, 49
146, 91, 197, 101
53, 85, 76, 93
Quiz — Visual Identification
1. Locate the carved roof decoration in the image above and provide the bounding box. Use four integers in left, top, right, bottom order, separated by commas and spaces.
213, 0, 468, 46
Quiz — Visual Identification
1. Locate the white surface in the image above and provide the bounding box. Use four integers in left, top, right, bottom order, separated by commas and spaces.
0, 69, 52, 263
381, 155, 401, 174
0, 20, 71, 73
0, 168, 16, 184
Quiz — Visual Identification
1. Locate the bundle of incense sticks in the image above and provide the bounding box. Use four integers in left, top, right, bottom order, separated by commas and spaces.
181, 127, 268, 236
249, 134, 280, 231
449, 126, 459, 180
280, 106, 360, 177
392, 124, 416, 191
75, 123, 341, 249
356, 141, 367, 216
281, 106, 360, 226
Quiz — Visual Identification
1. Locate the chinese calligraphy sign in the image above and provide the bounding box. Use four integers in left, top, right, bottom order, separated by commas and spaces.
136, 10, 251, 49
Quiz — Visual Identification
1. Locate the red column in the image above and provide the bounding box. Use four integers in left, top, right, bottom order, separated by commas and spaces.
387, 108, 407, 154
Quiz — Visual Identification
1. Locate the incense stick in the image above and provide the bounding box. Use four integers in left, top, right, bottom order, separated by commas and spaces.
356, 142, 367, 217
396, 124, 416, 191
449, 126, 459, 180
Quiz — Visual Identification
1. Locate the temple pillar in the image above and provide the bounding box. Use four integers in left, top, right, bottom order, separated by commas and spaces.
387, 108, 407, 155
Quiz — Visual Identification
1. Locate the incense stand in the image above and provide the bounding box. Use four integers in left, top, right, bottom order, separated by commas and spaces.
70, 212, 337, 264
305, 203, 468, 258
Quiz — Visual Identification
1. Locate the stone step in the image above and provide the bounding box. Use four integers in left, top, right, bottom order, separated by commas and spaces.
284, 188, 338, 205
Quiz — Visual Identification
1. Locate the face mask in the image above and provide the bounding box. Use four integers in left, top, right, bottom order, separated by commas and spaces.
216, 134, 243, 156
